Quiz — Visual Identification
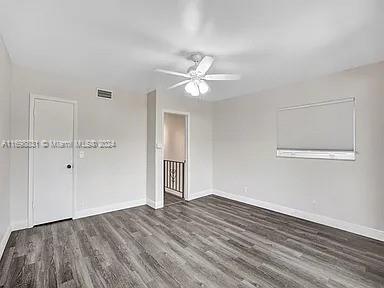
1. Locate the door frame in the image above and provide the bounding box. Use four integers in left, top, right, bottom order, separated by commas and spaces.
161, 110, 191, 205
28, 93, 78, 227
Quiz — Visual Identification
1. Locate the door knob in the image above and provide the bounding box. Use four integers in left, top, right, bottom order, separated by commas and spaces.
67, 164, 72, 169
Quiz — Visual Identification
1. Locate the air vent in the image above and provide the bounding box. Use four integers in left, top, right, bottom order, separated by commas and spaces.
97, 88, 112, 99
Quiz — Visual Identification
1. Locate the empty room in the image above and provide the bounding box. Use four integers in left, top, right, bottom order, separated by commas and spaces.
1, 0, 384, 287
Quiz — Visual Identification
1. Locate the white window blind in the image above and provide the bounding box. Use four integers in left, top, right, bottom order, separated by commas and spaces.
277, 98, 355, 160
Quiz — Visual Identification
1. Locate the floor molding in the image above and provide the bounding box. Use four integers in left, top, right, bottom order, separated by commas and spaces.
0, 225, 11, 260
75, 198, 147, 219
188, 189, 213, 201
146, 198, 162, 209
164, 189, 182, 197
11, 220, 29, 231
146, 189, 214, 209
213, 189, 384, 242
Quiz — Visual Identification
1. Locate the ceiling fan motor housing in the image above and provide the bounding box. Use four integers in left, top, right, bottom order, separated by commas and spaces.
187, 53, 205, 73
190, 53, 204, 64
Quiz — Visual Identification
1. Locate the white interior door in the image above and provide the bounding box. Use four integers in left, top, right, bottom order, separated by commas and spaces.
33, 98, 74, 225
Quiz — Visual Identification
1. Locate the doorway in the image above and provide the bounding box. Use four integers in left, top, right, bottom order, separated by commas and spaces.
163, 112, 187, 206
29, 94, 77, 226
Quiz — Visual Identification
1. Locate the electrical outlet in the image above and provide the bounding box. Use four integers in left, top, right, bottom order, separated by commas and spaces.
243, 186, 248, 193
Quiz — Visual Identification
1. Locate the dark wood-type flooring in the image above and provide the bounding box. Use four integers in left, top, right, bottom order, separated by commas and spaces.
1, 195, 384, 288
164, 193, 183, 206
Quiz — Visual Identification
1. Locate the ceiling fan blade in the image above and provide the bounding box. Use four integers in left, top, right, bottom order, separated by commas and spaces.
196, 56, 214, 75
155, 69, 190, 78
168, 80, 191, 90
204, 74, 241, 81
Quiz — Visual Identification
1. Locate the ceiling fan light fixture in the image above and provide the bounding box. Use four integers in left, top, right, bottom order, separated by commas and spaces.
185, 81, 200, 96
198, 80, 209, 94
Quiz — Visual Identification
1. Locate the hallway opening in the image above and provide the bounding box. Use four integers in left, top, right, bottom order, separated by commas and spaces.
163, 112, 187, 206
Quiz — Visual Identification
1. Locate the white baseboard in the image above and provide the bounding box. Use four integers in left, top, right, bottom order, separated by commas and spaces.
188, 189, 213, 201
146, 189, 213, 210
11, 220, 28, 231
146, 198, 155, 208
0, 226, 11, 260
8, 199, 147, 232
213, 189, 384, 242
75, 198, 146, 219
146, 198, 162, 209
165, 189, 182, 197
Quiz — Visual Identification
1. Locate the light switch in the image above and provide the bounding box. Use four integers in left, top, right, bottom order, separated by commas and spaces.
79, 151, 85, 159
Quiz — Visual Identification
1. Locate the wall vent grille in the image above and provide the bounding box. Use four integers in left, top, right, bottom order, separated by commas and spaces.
97, 88, 112, 99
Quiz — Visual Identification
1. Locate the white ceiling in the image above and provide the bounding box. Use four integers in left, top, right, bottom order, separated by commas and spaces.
1, 0, 384, 101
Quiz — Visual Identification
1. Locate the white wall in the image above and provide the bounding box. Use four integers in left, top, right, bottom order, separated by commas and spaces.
0, 36, 11, 256
10, 65, 147, 227
146, 90, 156, 207
152, 83, 214, 206
213, 62, 384, 236
164, 113, 186, 162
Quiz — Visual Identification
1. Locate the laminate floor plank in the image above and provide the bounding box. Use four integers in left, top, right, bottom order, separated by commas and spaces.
1, 195, 384, 287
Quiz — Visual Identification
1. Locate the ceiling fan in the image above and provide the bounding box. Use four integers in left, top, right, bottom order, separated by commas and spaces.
155, 53, 241, 97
